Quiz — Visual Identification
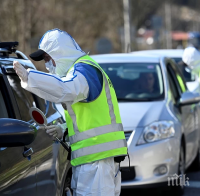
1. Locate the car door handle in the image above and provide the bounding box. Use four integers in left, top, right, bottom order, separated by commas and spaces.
23, 147, 33, 161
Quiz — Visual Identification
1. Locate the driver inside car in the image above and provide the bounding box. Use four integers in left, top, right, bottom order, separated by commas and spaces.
139, 72, 155, 93
125, 72, 159, 99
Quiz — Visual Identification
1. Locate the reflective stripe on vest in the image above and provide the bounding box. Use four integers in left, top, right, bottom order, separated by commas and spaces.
69, 123, 123, 144
65, 56, 127, 166
71, 139, 127, 160
71, 147, 127, 166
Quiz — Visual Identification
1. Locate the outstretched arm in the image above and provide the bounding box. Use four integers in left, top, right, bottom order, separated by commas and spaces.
13, 61, 89, 104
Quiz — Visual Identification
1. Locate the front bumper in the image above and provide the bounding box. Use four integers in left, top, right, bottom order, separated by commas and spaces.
121, 130, 180, 188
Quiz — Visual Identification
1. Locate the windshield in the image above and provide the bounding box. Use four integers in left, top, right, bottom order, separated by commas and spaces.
100, 63, 164, 101
172, 57, 196, 82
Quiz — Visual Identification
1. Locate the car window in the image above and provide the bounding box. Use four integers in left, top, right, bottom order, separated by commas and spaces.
173, 64, 187, 93
167, 70, 179, 103
6, 75, 35, 121
178, 62, 196, 82
168, 61, 187, 93
0, 77, 9, 151
172, 58, 196, 82
0, 81, 8, 118
100, 63, 164, 101
6, 73, 57, 122
33, 94, 57, 118
32, 94, 46, 114
176, 73, 186, 93
167, 63, 183, 101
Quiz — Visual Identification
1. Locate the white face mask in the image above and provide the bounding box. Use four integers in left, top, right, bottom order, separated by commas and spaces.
45, 59, 56, 74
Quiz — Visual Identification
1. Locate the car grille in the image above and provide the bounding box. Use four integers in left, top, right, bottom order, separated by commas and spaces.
121, 167, 136, 181
124, 131, 132, 141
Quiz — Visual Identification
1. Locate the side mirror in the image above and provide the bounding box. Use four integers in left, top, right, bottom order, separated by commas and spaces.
0, 118, 37, 147
179, 91, 200, 106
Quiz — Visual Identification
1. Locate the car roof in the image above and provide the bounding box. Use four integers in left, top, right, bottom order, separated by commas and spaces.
131, 49, 184, 58
0, 57, 36, 70
0, 43, 36, 70
91, 53, 161, 63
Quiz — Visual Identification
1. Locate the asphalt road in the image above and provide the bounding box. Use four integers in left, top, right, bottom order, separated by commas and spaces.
120, 170, 200, 196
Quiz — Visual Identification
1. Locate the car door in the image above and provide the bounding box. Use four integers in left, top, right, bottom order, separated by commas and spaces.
167, 62, 198, 166
31, 98, 69, 196
4, 67, 70, 196
0, 73, 37, 196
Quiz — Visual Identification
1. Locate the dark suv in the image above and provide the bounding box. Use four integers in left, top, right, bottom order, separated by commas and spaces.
0, 42, 71, 196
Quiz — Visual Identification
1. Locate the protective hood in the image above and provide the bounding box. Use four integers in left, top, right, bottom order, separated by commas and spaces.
182, 47, 200, 73
39, 29, 86, 77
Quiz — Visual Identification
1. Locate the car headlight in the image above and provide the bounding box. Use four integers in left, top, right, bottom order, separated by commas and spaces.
137, 121, 175, 145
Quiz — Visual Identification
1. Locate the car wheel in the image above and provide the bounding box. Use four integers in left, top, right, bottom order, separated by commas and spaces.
171, 144, 185, 196
62, 168, 72, 196
190, 143, 200, 171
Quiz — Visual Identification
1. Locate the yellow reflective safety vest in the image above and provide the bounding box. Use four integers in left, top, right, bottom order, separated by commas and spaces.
64, 55, 127, 166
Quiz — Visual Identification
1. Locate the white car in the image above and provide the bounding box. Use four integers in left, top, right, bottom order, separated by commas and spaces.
90, 53, 200, 195
131, 49, 200, 94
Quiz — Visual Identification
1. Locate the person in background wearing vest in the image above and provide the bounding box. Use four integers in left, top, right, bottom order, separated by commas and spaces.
13, 28, 128, 196
182, 46, 200, 77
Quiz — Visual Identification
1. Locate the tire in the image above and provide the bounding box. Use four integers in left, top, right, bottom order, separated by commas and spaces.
190, 144, 200, 171
170, 144, 185, 196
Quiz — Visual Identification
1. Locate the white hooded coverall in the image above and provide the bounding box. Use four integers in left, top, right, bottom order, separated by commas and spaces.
182, 46, 200, 73
20, 29, 121, 196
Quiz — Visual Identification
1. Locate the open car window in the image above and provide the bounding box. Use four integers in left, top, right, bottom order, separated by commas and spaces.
172, 57, 196, 82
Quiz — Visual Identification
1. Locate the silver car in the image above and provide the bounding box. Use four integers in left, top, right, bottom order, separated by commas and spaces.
131, 49, 200, 94
91, 53, 200, 195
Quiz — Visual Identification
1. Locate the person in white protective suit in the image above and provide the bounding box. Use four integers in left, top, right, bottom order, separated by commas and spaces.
13, 28, 127, 196
182, 46, 200, 74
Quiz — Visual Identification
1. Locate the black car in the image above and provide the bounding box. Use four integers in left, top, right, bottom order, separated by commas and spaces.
0, 42, 71, 196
